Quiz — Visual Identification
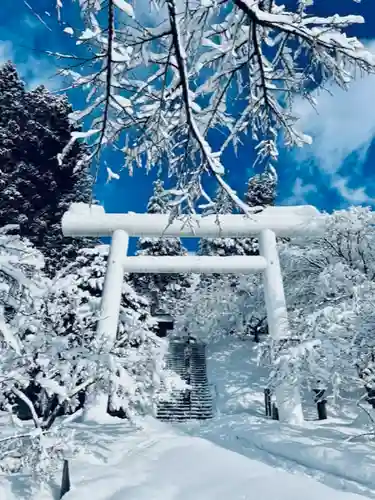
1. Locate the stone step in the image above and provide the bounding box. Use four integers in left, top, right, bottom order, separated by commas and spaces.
156, 338, 213, 421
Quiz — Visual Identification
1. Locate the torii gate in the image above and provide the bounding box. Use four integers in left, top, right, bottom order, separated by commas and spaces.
62, 202, 321, 424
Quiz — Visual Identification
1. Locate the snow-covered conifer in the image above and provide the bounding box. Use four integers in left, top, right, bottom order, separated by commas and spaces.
131, 179, 193, 314
0, 62, 95, 276
198, 186, 246, 258
240, 167, 278, 256
245, 168, 277, 208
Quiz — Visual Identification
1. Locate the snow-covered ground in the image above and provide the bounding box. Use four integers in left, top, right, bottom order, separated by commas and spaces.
0, 417, 372, 500
179, 338, 375, 499
2, 338, 375, 499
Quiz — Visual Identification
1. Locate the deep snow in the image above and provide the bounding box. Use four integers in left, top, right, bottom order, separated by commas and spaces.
1, 418, 371, 500
2, 338, 375, 499
179, 338, 375, 498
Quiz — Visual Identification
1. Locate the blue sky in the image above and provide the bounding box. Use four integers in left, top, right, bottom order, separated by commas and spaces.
2, 0, 375, 220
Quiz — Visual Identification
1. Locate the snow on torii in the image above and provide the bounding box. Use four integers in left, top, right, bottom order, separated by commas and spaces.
62, 202, 321, 425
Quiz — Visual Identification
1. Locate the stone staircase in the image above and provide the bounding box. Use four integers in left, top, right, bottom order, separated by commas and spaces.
156, 337, 213, 421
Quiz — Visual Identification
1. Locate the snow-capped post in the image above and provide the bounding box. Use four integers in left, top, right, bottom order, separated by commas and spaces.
264, 388, 272, 417
60, 459, 71, 499
259, 229, 304, 425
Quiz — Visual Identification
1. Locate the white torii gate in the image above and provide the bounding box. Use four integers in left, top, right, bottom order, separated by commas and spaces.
62, 202, 321, 425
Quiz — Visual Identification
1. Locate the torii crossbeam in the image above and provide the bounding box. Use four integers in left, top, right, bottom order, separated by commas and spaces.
62, 203, 321, 424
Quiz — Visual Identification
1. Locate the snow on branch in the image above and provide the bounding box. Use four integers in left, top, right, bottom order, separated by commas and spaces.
56, 0, 375, 211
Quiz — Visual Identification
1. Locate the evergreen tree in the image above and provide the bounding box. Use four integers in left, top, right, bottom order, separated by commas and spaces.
131, 179, 193, 315
240, 168, 278, 256
197, 171, 277, 338
198, 169, 277, 257
0, 61, 95, 276
245, 168, 277, 208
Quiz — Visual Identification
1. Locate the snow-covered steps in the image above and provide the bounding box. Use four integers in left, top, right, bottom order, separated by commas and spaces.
157, 338, 213, 421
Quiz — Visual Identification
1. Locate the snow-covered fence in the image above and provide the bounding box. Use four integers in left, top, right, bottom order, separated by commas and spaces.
61, 202, 321, 425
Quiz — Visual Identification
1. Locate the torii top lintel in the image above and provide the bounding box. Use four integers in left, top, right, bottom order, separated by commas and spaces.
61, 203, 321, 239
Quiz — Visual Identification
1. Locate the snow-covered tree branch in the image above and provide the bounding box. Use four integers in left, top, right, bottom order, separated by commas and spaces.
57, 0, 375, 210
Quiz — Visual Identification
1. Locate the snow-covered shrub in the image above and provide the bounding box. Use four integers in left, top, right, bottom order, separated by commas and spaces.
0, 239, 182, 487
175, 273, 265, 343
0, 230, 75, 484
264, 207, 375, 397
47, 245, 182, 418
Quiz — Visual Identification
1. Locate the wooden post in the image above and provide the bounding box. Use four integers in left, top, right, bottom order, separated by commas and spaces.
264, 388, 272, 417
313, 388, 327, 420
271, 403, 279, 421
60, 459, 71, 499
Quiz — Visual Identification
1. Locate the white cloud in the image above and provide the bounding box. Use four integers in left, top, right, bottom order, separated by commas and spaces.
291, 40, 375, 204
0, 40, 13, 66
0, 39, 61, 91
130, 0, 166, 26
294, 67, 375, 174
331, 175, 375, 205
282, 177, 317, 205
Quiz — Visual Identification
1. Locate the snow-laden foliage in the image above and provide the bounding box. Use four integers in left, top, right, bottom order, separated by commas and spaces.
0, 231, 71, 483
0, 241, 181, 485
178, 206, 375, 400
198, 167, 277, 258
130, 179, 194, 314
245, 167, 277, 209
0, 61, 96, 276
0, 226, 45, 351
57, 0, 375, 211
48, 245, 180, 417
240, 166, 278, 255
264, 206, 375, 396
175, 273, 265, 343
196, 167, 277, 315
198, 186, 244, 258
